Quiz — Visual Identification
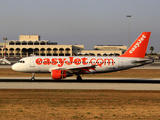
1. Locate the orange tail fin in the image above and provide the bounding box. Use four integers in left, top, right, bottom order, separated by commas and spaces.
120, 32, 151, 58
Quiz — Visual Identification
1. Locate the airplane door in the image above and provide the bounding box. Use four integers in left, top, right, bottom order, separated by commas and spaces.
30, 58, 35, 67
118, 59, 123, 68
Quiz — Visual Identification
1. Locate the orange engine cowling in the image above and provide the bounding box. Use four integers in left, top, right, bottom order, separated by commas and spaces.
51, 70, 67, 79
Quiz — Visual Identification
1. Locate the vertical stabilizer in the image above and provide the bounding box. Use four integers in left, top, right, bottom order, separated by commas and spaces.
120, 32, 151, 58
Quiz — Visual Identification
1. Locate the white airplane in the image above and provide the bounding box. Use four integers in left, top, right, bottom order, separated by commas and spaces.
12, 32, 153, 81
0, 58, 11, 64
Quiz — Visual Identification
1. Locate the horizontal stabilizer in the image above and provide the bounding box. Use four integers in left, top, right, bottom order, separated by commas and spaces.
132, 59, 154, 65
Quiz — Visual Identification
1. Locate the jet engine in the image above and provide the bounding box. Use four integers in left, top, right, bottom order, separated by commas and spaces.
51, 70, 67, 79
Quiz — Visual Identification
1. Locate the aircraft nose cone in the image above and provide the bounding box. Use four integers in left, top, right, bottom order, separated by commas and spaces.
12, 64, 19, 71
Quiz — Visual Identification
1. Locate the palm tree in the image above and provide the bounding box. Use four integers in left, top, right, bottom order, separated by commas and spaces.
150, 46, 154, 55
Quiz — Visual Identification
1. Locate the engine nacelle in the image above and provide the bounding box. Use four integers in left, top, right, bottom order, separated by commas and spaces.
51, 70, 67, 79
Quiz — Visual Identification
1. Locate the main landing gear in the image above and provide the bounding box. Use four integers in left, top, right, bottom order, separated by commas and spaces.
76, 75, 82, 81
31, 73, 35, 81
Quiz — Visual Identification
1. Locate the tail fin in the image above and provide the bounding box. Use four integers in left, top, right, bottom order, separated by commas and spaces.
120, 32, 151, 58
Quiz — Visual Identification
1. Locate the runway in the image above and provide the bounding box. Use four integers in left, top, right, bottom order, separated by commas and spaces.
0, 77, 160, 90
0, 60, 159, 90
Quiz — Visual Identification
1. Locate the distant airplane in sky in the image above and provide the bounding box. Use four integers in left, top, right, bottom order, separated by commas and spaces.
12, 32, 153, 80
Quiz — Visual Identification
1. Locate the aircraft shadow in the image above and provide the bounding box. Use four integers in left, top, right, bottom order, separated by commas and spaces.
0, 79, 160, 84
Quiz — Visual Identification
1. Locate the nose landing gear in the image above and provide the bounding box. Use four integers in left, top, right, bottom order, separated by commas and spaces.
31, 73, 35, 81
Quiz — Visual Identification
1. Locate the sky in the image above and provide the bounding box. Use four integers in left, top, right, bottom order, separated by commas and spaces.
0, 0, 160, 53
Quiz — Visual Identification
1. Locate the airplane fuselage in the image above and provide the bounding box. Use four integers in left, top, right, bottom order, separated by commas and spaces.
12, 56, 152, 73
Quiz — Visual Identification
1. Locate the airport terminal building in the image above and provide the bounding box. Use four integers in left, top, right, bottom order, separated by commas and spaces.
0, 35, 127, 58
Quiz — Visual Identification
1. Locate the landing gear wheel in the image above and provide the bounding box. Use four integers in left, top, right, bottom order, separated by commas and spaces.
77, 75, 82, 81
31, 73, 35, 81
31, 77, 35, 81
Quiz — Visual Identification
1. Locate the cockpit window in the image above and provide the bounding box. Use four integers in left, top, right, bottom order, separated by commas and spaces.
18, 60, 25, 63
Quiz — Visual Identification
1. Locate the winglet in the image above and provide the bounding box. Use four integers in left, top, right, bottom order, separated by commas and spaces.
120, 32, 151, 58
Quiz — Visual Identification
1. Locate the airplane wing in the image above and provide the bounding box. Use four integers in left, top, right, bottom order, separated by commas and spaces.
49, 64, 97, 74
